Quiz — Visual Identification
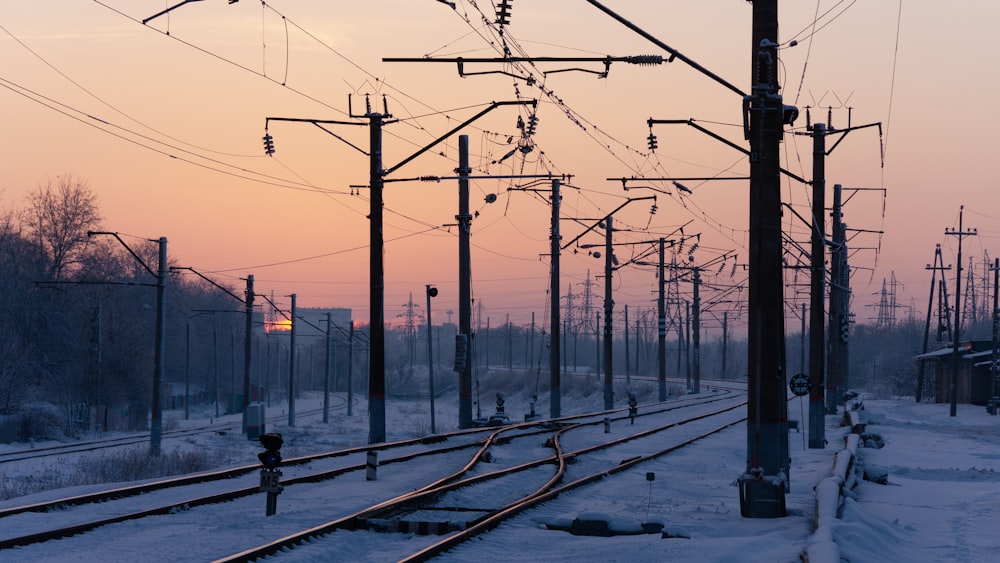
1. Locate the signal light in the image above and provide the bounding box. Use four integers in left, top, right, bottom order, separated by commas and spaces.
257, 432, 283, 469
263, 133, 275, 156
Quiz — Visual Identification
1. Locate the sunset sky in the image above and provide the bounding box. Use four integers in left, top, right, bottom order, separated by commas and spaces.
2, 1, 997, 337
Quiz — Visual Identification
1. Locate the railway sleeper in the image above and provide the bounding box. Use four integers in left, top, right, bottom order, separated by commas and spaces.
357, 507, 489, 535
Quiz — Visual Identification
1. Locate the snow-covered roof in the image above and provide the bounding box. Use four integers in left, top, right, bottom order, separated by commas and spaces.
913, 344, 972, 361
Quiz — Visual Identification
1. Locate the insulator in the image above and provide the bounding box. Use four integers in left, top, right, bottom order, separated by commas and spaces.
647, 132, 658, 151
262, 133, 275, 156
495, 0, 512, 26
526, 114, 538, 136
626, 55, 663, 66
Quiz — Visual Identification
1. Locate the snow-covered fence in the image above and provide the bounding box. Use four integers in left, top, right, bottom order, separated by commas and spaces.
804, 401, 863, 563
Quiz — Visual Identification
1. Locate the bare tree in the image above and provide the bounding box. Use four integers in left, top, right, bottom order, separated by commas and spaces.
22, 175, 101, 280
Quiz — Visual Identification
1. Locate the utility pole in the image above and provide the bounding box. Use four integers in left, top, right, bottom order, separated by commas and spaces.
596, 311, 601, 378
324, 312, 332, 424
827, 185, 849, 411
267, 98, 532, 443
692, 267, 701, 394
808, 121, 826, 449
185, 320, 191, 421
152, 237, 167, 456
87, 232, 167, 455
991, 259, 1000, 414
457, 135, 473, 428
917, 244, 949, 403
800, 303, 807, 373
243, 274, 254, 433
550, 179, 562, 418
347, 321, 354, 417
625, 304, 631, 389
684, 301, 691, 392
946, 206, 977, 416
722, 311, 729, 379
288, 293, 297, 427
603, 215, 614, 411
742, 0, 789, 518
426, 284, 438, 433
658, 238, 667, 400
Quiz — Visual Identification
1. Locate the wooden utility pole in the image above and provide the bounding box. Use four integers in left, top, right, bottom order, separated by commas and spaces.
917, 244, 949, 403
946, 206, 977, 416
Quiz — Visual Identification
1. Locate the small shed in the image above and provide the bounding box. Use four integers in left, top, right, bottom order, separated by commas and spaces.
913, 342, 982, 404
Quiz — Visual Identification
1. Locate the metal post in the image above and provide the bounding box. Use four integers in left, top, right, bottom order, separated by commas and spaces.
550, 178, 562, 418
288, 293, 296, 427
151, 236, 167, 456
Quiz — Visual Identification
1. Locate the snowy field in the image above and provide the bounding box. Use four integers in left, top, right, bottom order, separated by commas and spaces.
1, 383, 998, 562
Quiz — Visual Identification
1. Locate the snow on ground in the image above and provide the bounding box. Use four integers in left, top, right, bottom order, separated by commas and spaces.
1, 383, 999, 562
833, 399, 1000, 563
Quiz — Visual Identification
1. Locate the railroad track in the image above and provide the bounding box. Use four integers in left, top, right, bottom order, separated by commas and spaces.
0, 390, 743, 560
215, 393, 748, 562
0, 400, 346, 466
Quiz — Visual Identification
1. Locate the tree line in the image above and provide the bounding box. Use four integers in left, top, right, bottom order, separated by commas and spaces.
0, 175, 248, 437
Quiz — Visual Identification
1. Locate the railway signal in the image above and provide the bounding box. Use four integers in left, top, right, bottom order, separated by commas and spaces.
257, 433, 284, 516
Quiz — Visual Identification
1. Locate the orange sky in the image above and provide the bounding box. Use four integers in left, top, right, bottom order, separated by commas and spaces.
2, 1, 998, 335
